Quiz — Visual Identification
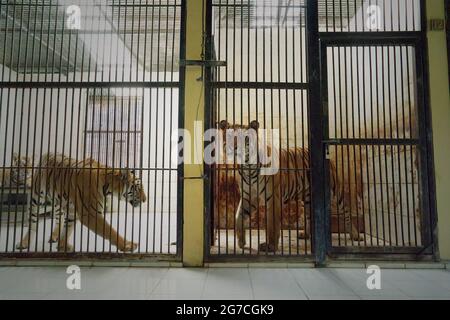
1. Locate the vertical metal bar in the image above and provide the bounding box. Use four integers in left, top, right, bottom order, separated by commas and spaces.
348, 45, 362, 247
81, 0, 98, 253
25, 2, 43, 253
405, 45, 418, 246
377, 45, 387, 246
130, 0, 138, 253
393, 45, 405, 246
399, 45, 412, 246
239, 0, 245, 255
223, 0, 229, 255
5, 0, 24, 252
355, 45, 368, 246
414, 38, 433, 249
18, 0, 35, 251
269, 0, 276, 255
167, 2, 177, 254
66, 3, 81, 253
262, 0, 267, 256
247, 0, 252, 254
14, 0, 32, 252
343, 44, 353, 247
283, 4, 291, 256
300, 5, 309, 254
159, 0, 170, 254
205, 0, 215, 256
0, 2, 7, 246
381, 45, 392, 245
166, 1, 176, 255
306, 0, 325, 264
102, 2, 115, 254
152, 0, 161, 253
276, 1, 284, 256
337, 46, 345, 246
146, 0, 156, 254
74, 2, 90, 255
292, 8, 300, 255
387, 46, 398, 246
33, 1, 50, 253
138, 0, 149, 254
362, 46, 374, 246
231, 0, 237, 256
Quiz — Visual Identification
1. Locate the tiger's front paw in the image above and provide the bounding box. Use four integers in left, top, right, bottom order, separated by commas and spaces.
259, 242, 277, 252
16, 241, 29, 250
48, 236, 58, 243
120, 241, 138, 252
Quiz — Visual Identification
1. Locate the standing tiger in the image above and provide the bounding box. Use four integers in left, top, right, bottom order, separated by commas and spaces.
219, 120, 363, 252
16, 153, 147, 252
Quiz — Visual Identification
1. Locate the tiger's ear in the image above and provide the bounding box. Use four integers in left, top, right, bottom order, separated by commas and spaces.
250, 120, 260, 131
218, 120, 229, 130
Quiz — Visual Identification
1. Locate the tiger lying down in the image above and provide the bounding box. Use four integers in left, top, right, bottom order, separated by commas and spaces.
219, 120, 363, 252
16, 153, 147, 252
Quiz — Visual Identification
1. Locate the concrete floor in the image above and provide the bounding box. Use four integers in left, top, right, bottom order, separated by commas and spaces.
1, 267, 450, 300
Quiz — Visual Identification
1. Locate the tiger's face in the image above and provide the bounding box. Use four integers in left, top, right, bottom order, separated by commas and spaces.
13, 154, 32, 167
11, 153, 33, 186
119, 170, 147, 207
218, 120, 260, 169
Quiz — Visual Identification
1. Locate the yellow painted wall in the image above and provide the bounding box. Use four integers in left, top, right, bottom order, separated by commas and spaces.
183, 0, 205, 266
427, 0, 450, 260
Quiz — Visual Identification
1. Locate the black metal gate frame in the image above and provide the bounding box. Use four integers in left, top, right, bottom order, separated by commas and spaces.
0, 0, 187, 262
204, 0, 438, 264
314, 0, 438, 264
204, 0, 315, 262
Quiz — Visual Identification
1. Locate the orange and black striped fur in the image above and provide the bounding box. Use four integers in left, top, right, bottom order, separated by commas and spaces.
16, 153, 147, 252
219, 120, 363, 252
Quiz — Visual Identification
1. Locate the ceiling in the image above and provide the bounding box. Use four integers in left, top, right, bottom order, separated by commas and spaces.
0, 0, 182, 75
0, 0, 360, 75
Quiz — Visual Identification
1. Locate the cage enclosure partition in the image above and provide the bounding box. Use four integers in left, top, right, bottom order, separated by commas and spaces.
0, 0, 184, 259
206, 0, 434, 261
0, 0, 435, 263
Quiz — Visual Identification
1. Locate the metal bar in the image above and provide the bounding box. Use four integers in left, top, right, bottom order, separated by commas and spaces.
211, 81, 308, 89
323, 138, 420, 145
414, 39, 433, 249
319, 31, 423, 43
177, 0, 186, 258
307, 0, 325, 265
179, 60, 226, 67
0, 81, 181, 88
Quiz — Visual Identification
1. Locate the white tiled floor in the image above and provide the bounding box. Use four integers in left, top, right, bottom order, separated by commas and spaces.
0, 267, 450, 300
